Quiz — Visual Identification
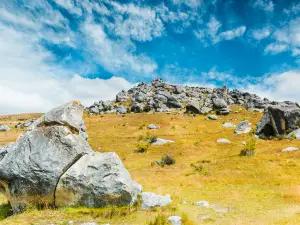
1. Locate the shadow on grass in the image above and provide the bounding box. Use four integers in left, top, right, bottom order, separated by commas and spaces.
0, 203, 13, 220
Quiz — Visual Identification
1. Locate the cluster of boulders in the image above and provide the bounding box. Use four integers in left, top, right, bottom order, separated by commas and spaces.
0, 101, 172, 214
87, 78, 287, 116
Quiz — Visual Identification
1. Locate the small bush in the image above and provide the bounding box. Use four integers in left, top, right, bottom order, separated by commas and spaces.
153, 155, 176, 167
190, 160, 212, 176
290, 132, 296, 140
240, 138, 256, 156
135, 142, 149, 153
145, 132, 157, 143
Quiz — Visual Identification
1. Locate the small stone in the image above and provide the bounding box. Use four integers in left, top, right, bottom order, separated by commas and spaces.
196, 201, 209, 207
147, 124, 160, 129
168, 216, 182, 225
282, 147, 299, 152
217, 139, 231, 144
151, 138, 174, 146
141, 192, 172, 210
235, 120, 252, 134
206, 115, 218, 120
222, 122, 235, 128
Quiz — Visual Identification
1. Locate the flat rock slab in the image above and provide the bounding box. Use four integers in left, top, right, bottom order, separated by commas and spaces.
141, 192, 172, 210
168, 216, 182, 225
151, 138, 174, 146
282, 147, 299, 152
217, 138, 231, 144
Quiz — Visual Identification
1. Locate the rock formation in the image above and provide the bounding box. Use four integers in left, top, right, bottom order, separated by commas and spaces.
0, 101, 142, 214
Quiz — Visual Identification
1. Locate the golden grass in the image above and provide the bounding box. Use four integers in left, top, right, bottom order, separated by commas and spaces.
1, 107, 300, 224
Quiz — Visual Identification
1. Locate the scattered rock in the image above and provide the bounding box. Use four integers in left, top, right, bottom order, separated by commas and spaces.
0, 125, 10, 132
282, 147, 299, 152
116, 106, 127, 114
222, 122, 235, 128
151, 138, 174, 146
16, 120, 35, 129
206, 115, 218, 120
141, 192, 172, 210
234, 120, 252, 134
147, 124, 160, 129
196, 201, 209, 207
217, 139, 231, 144
168, 216, 182, 225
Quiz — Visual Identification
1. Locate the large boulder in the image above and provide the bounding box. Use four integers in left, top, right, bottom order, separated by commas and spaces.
256, 103, 300, 137
0, 101, 142, 214
55, 152, 142, 207
116, 90, 129, 102
0, 125, 93, 213
235, 120, 252, 134
29, 101, 84, 131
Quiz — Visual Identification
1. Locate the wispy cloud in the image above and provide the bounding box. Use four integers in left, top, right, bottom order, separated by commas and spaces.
253, 0, 275, 12
251, 27, 272, 40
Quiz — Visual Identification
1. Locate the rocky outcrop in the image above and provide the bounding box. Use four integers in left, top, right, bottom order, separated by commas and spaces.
256, 103, 300, 138
0, 101, 142, 214
88, 78, 280, 116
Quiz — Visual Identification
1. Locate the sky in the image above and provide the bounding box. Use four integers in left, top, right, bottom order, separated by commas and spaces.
0, 0, 299, 114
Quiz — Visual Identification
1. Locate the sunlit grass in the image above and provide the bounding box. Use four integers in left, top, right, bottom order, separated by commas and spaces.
1, 107, 300, 224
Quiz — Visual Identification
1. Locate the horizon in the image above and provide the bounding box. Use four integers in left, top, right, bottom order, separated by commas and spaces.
0, 0, 300, 114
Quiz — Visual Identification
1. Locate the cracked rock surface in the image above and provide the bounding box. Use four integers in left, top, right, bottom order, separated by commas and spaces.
0, 101, 142, 214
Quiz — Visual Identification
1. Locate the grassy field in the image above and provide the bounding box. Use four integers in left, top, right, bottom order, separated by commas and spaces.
1, 107, 300, 224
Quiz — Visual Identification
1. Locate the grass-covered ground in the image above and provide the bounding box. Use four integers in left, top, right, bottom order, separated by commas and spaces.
1, 106, 300, 224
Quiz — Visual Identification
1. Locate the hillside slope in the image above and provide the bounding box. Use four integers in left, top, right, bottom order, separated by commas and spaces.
0, 107, 300, 224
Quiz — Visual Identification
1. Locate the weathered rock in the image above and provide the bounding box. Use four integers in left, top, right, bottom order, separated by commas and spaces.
212, 98, 227, 109
0, 101, 142, 214
282, 147, 299, 152
29, 101, 84, 131
16, 120, 35, 129
235, 120, 252, 134
168, 216, 182, 225
148, 124, 160, 129
206, 115, 218, 120
186, 101, 201, 114
55, 152, 142, 208
0, 125, 10, 131
116, 106, 127, 114
286, 128, 300, 139
223, 122, 235, 128
141, 192, 172, 210
0, 125, 93, 213
151, 138, 174, 146
135, 92, 147, 103
200, 107, 213, 114
196, 201, 209, 207
131, 103, 146, 113
217, 138, 231, 144
116, 90, 129, 102
256, 104, 300, 137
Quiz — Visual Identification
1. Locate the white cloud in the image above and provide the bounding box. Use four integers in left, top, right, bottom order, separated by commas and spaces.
0, 19, 132, 115
106, 2, 165, 42
253, 0, 274, 12
264, 43, 289, 54
292, 48, 300, 56
171, 0, 202, 8
245, 70, 300, 103
82, 19, 157, 75
218, 26, 246, 41
194, 16, 246, 45
251, 27, 272, 40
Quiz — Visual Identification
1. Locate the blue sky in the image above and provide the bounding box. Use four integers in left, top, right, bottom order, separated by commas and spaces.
0, 0, 299, 114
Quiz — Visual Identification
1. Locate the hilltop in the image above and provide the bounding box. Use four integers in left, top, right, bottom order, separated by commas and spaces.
0, 79, 300, 225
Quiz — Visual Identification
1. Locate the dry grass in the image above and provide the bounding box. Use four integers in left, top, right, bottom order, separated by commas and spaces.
1, 107, 300, 224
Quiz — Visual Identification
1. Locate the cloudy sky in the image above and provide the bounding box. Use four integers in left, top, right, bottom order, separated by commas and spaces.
0, 0, 299, 114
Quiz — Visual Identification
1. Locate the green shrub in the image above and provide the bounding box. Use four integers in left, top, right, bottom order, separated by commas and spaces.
240, 138, 256, 156
148, 214, 167, 225
135, 142, 149, 153
153, 155, 176, 167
